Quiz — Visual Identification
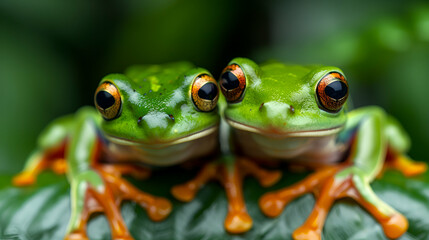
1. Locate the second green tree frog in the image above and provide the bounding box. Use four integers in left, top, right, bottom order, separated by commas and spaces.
218, 57, 427, 240
13, 62, 221, 240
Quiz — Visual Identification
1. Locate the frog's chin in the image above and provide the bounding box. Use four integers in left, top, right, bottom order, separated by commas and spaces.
104, 125, 218, 148
225, 118, 343, 137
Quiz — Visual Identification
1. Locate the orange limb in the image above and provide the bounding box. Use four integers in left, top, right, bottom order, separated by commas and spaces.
91, 184, 132, 240
261, 164, 408, 240
171, 163, 218, 202
221, 163, 252, 234
171, 158, 281, 234
101, 170, 171, 222
64, 186, 132, 240
12, 158, 48, 186
65, 164, 172, 240
13, 142, 67, 186
384, 153, 427, 177
348, 187, 408, 239
52, 158, 68, 174
13, 157, 68, 186
64, 192, 94, 240
238, 158, 282, 187
96, 164, 171, 222
259, 165, 341, 218
292, 177, 341, 240
293, 177, 408, 240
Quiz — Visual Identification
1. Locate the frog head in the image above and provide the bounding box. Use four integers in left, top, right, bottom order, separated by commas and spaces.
94, 62, 220, 144
219, 58, 349, 136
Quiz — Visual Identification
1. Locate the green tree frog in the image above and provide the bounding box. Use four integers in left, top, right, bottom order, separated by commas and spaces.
13, 62, 221, 240
218, 57, 427, 240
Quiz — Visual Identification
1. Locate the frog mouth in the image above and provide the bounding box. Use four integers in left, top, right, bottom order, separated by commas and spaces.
225, 118, 343, 137
104, 125, 218, 148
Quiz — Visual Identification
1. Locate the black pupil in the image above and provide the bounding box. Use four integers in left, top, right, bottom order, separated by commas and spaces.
220, 71, 239, 90
325, 80, 347, 100
96, 91, 115, 109
198, 82, 218, 100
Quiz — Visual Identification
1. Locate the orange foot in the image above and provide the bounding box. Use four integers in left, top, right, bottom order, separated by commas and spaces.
381, 151, 427, 178
13, 157, 67, 186
171, 157, 281, 234
65, 164, 171, 240
13, 142, 68, 186
260, 164, 409, 240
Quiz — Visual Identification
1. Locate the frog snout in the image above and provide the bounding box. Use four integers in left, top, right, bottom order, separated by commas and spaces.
259, 101, 293, 123
136, 111, 174, 137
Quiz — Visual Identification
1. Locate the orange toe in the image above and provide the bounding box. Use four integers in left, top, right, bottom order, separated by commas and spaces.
64, 232, 89, 240
12, 172, 36, 186
224, 211, 253, 234
259, 193, 285, 218
381, 213, 408, 239
402, 162, 427, 177
112, 237, 135, 240
52, 159, 67, 174
292, 227, 321, 240
171, 184, 196, 202
259, 170, 282, 187
147, 198, 172, 222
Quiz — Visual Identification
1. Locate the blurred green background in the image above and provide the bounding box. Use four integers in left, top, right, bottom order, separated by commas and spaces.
1, 0, 428, 174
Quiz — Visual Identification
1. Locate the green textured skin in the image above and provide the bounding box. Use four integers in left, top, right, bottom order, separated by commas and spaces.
223, 58, 411, 211
101, 62, 219, 142
39, 62, 220, 175
17, 62, 221, 236
224, 58, 347, 132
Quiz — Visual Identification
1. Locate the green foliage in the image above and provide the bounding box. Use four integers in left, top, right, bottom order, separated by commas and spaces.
0, 169, 428, 240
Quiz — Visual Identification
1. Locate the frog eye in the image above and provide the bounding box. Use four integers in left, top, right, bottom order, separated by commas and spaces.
191, 74, 219, 112
219, 64, 246, 103
94, 82, 122, 120
316, 72, 349, 113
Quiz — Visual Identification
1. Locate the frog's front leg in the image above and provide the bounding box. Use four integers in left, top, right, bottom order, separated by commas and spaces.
261, 107, 417, 240
65, 168, 171, 240
220, 157, 282, 233
65, 170, 128, 240
292, 167, 407, 240
171, 156, 281, 233
379, 115, 427, 177
383, 153, 427, 177
12, 149, 67, 186
64, 108, 171, 240
13, 116, 72, 186
261, 167, 408, 240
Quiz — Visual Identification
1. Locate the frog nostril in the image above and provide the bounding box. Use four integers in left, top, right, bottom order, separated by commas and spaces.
289, 105, 295, 114
168, 114, 175, 122
137, 116, 144, 125
259, 102, 265, 112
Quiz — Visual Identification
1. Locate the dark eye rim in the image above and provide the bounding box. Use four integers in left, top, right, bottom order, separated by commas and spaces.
191, 74, 219, 112
94, 81, 122, 120
316, 71, 349, 113
219, 63, 246, 103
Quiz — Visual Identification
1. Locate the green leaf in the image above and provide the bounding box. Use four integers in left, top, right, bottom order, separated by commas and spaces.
0, 169, 428, 240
